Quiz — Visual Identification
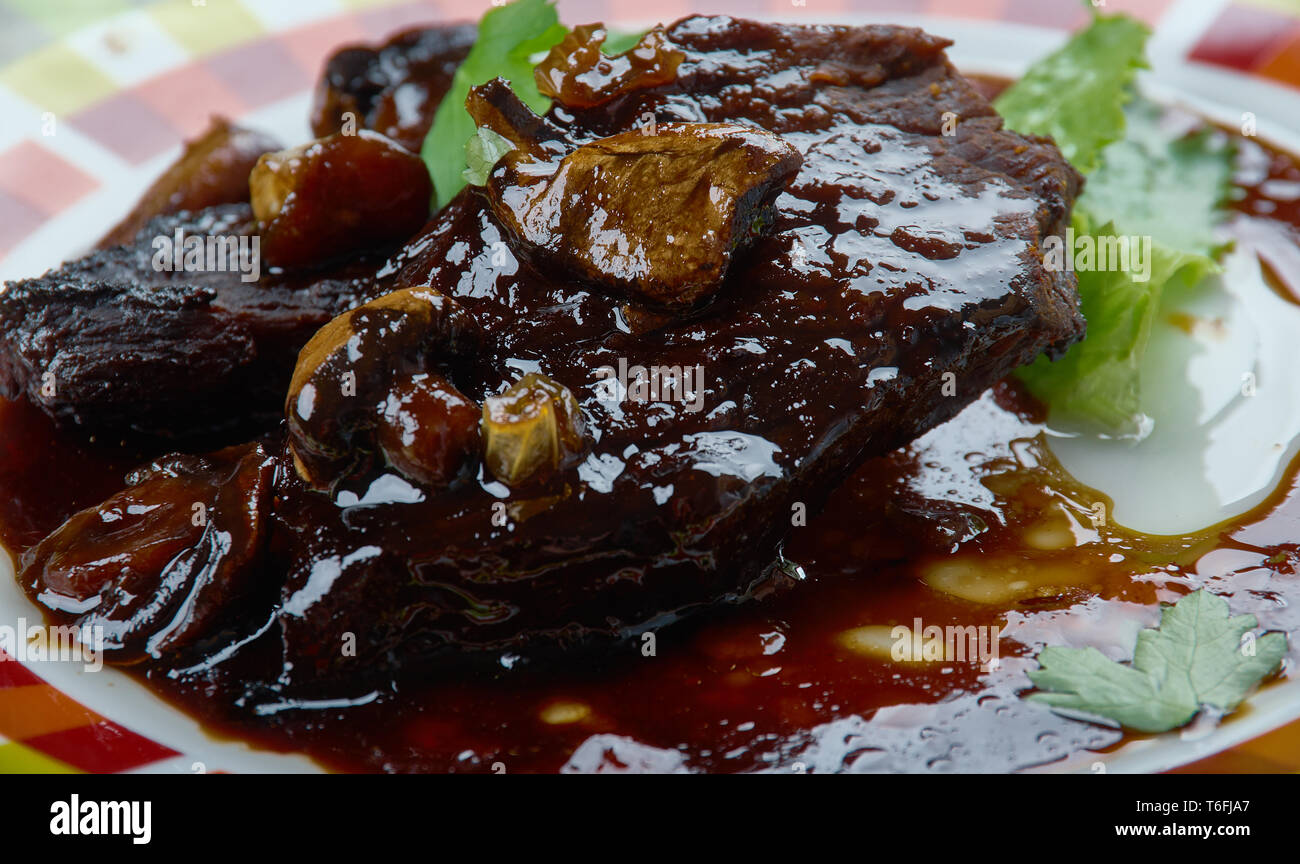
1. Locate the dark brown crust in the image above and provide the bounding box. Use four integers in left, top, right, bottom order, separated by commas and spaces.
0, 206, 372, 439
264, 17, 1086, 680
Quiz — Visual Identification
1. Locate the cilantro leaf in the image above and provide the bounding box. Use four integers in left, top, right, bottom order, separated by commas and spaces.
994, 14, 1149, 175
1028, 590, 1287, 733
421, 0, 566, 208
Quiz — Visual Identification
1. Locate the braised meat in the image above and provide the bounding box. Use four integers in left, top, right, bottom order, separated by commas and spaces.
16, 17, 1084, 688
0, 206, 374, 439
263, 18, 1083, 679
1, 131, 437, 440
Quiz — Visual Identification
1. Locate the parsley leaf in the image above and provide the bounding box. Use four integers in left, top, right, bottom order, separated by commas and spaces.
1028, 590, 1287, 733
421, 0, 567, 208
993, 14, 1149, 175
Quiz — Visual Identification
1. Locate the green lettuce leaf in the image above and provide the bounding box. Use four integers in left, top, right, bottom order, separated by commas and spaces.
1017, 227, 1213, 434
1077, 99, 1234, 259
998, 13, 1235, 435
421, 0, 566, 208
994, 14, 1149, 175
1015, 101, 1233, 434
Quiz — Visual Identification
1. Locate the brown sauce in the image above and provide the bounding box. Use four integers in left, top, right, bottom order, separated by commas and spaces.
2, 102, 1299, 773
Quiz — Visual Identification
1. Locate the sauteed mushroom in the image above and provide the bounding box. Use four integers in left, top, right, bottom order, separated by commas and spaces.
286, 287, 481, 492
533, 24, 684, 109
466, 80, 803, 307
482, 371, 586, 486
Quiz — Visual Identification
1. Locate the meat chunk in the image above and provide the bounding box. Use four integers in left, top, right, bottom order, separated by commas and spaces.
0, 206, 374, 439
261, 17, 1084, 682
1, 31, 466, 442
311, 23, 476, 152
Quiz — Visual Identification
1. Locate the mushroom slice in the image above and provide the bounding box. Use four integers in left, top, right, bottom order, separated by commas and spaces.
286, 287, 481, 491
467, 81, 803, 308
482, 372, 586, 487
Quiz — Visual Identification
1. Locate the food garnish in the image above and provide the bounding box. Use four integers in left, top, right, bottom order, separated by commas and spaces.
998, 13, 1235, 435
1029, 590, 1286, 733
422, 0, 567, 207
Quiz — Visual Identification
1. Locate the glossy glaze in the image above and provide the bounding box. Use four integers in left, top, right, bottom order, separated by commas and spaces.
2, 62, 1298, 773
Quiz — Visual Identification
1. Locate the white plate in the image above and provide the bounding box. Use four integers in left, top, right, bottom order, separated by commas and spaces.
2, 13, 1298, 773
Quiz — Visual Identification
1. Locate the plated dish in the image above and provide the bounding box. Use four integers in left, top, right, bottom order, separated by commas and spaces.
1, 0, 1299, 773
